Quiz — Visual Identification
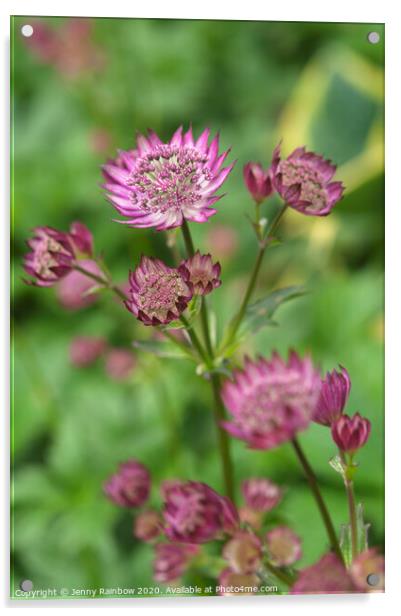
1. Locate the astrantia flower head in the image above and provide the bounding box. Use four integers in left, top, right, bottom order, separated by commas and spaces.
314, 366, 351, 427
104, 460, 150, 508
222, 531, 262, 574
57, 259, 102, 310
291, 553, 354, 594
221, 351, 321, 450
243, 162, 274, 203
23, 226, 76, 287
265, 526, 302, 567
126, 256, 193, 326
162, 480, 238, 544
153, 543, 199, 583
331, 412, 371, 454
134, 510, 161, 543
242, 478, 282, 512
350, 548, 384, 592
218, 569, 259, 596
179, 251, 221, 296
101, 126, 234, 230
271, 143, 344, 216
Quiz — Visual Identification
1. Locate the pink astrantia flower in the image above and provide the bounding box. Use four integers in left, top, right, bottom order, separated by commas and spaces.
134, 510, 162, 543
350, 548, 384, 592
57, 259, 102, 310
291, 553, 355, 594
265, 526, 302, 567
162, 480, 238, 544
331, 413, 371, 454
126, 256, 193, 326
69, 336, 106, 367
243, 162, 274, 203
242, 478, 282, 512
271, 143, 344, 216
222, 531, 262, 574
104, 460, 150, 508
23, 226, 76, 287
221, 351, 321, 450
101, 126, 234, 231
218, 568, 259, 596
105, 348, 136, 381
68, 221, 94, 257
314, 366, 351, 427
179, 251, 222, 296
153, 543, 199, 583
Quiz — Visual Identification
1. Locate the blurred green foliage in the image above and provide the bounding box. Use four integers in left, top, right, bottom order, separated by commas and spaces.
11, 17, 384, 598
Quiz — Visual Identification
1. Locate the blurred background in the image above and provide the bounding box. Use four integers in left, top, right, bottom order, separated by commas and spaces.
11, 17, 384, 597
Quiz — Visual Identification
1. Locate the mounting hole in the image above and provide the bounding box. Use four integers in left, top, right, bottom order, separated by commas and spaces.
21, 24, 34, 38
367, 31, 380, 45
366, 573, 380, 586
20, 579, 33, 592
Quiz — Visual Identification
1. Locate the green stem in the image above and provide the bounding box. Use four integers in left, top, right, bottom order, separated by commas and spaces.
224, 204, 287, 347
210, 373, 235, 503
262, 559, 296, 587
340, 452, 358, 560
291, 437, 343, 563
73, 264, 128, 302
200, 298, 213, 357
179, 315, 209, 365
181, 218, 195, 257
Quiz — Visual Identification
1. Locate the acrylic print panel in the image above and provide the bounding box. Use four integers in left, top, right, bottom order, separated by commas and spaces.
10, 16, 384, 600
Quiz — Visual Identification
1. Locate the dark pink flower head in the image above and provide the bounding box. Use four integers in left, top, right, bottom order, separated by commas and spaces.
314, 366, 351, 427
162, 480, 238, 544
331, 413, 371, 454
350, 548, 384, 592
69, 336, 106, 367
222, 531, 262, 574
126, 256, 193, 326
271, 143, 344, 216
24, 226, 75, 287
105, 348, 136, 381
57, 259, 102, 310
101, 126, 234, 231
291, 553, 355, 594
221, 351, 321, 450
68, 221, 93, 257
104, 460, 150, 508
242, 478, 282, 512
134, 510, 162, 543
153, 543, 199, 583
265, 526, 302, 567
179, 251, 221, 296
243, 162, 274, 203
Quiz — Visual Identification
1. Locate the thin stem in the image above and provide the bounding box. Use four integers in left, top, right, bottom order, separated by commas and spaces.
73, 264, 128, 302
200, 298, 213, 357
224, 204, 287, 347
340, 451, 358, 560
210, 373, 235, 503
291, 437, 343, 563
160, 329, 196, 359
262, 559, 296, 587
181, 218, 195, 257
179, 314, 209, 365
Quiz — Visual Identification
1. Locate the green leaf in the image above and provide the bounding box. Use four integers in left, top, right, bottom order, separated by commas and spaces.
240, 285, 306, 337
340, 502, 370, 567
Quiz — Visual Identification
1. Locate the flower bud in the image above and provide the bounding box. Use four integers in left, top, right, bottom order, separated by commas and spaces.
242, 478, 282, 512
331, 413, 371, 454
178, 251, 221, 296
243, 162, 274, 203
134, 510, 161, 542
105, 348, 136, 381
69, 336, 106, 367
265, 526, 302, 567
291, 553, 354, 593
314, 366, 351, 426
23, 226, 75, 287
57, 259, 102, 310
104, 460, 150, 508
222, 531, 262, 574
153, 543, 199, 583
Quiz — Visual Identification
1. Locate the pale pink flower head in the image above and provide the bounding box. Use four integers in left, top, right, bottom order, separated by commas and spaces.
265, 526, 302, 567
153, 543, 199, 583
134, 510, 162, 543
101, 126, 234, 231
291, 553, 355, 594
331, 413, 371, 454
162, 480, 238, 544
222, 531, 262, 574
350, 548, 384, 592
218, 568, 259, 596
314, 366, 351, 427
243, 162, 274, 203
179, 251, 221, 296
57, 259, 102, 310
271, 143, 344, 216
221, 351, 321, 450
126, 256, 193, 326
105, 348, 136, 381
69, 336, 106, 367
23, 226, 75, 287
242, 478, 282, 512
104, 460, 150, 508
